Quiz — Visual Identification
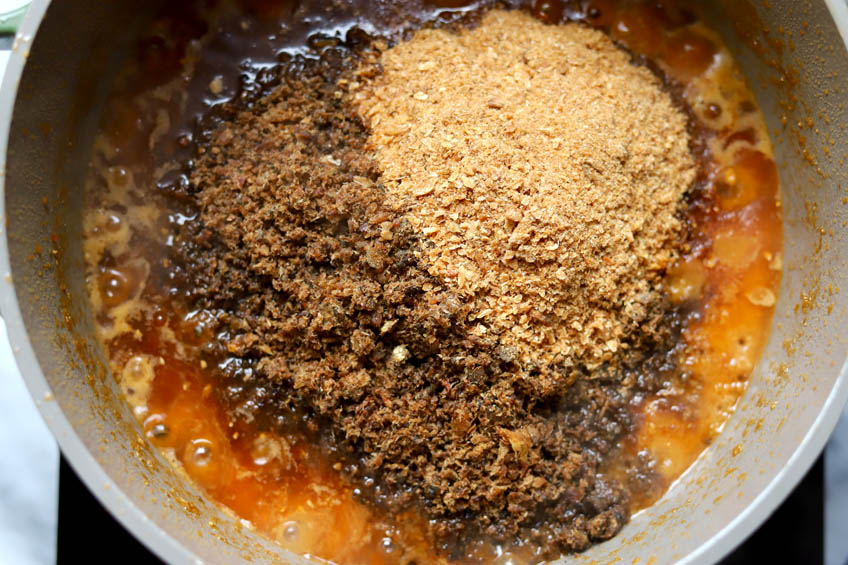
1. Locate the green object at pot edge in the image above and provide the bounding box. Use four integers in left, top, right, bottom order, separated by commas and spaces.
0, 5, 27, 36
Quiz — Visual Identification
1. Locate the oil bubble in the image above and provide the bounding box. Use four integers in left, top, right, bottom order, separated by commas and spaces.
282, 521, 299, 542
380, 537, 395, 554
188, 439, 214, 467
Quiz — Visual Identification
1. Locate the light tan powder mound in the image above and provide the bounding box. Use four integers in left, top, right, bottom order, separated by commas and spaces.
354, 10, 696, 367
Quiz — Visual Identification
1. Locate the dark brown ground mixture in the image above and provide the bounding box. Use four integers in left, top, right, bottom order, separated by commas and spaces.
172, 42, 686, 558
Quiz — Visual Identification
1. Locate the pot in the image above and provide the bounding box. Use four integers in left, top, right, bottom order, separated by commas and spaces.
2, 1, 848, 563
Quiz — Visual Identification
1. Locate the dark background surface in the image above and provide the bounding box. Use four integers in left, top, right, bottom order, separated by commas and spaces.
57, 455, 824, 564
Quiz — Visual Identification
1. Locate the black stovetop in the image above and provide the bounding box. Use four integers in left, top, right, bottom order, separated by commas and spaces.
57, 456, 823, 564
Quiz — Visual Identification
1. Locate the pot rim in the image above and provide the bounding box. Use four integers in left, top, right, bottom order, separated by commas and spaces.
1, 2, 847, 564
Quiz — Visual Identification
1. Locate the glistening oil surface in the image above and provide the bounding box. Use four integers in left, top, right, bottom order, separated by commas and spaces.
81, 1, 782, 563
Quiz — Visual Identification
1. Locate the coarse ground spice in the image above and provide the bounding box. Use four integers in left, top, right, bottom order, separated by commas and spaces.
355, 10, 696, 368
173, 9, 692, 560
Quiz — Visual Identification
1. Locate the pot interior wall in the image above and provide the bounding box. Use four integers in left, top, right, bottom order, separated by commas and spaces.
3, 1, 847, 563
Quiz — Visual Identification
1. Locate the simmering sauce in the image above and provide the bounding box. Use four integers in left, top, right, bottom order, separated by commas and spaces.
82, 0, 782, 562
